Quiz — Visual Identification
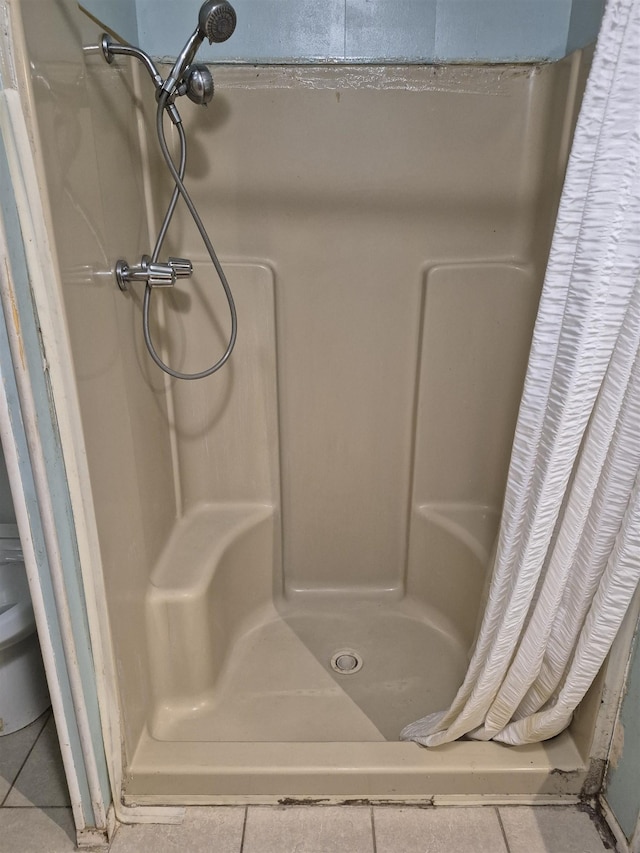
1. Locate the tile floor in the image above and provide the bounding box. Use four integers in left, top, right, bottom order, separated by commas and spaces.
0, 710, 616, 852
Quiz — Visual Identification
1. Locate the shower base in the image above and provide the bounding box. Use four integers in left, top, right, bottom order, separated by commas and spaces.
148, 595, 468, 743
130, 505, 590, 804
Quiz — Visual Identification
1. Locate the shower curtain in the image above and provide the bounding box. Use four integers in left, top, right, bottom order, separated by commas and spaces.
402, 0, 640, 747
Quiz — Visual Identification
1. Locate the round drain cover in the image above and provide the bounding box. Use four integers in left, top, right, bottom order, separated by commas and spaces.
330, 649, 363, 674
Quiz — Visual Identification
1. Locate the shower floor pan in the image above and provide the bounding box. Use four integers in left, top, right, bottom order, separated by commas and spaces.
129, 659, 588, 805
129, 622, 589, 803
126, 505, 590, 803
147, 596, 468, 743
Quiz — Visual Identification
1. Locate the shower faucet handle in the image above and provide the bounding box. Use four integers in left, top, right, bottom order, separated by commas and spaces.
115, 255, 193, 292
168, 257, 194, 278
146, 262, 176, 287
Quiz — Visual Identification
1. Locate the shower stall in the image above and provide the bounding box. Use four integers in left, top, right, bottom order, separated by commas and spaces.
4, 0, 616, 806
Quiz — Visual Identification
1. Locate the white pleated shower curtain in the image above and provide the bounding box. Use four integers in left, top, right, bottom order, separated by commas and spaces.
401, 0, 640, 747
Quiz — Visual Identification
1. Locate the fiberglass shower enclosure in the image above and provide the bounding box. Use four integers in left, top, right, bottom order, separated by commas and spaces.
2, 0, 622, 806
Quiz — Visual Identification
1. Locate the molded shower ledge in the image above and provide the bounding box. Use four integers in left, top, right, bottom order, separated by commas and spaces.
124, 729, 587, 805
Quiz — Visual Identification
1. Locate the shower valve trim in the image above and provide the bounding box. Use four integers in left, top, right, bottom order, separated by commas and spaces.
115, 257, 193, 292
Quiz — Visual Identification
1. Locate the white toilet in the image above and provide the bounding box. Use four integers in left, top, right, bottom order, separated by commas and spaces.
0, 524, 50, 735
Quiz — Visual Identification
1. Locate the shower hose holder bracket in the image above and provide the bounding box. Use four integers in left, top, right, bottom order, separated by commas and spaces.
115, 255, 193, 292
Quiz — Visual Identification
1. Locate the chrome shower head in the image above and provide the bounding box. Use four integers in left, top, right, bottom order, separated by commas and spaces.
198, 1, 237, 43
161, 1, 236, 98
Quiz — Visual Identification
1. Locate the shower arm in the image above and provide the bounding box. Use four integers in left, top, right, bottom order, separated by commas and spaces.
101, 36, 163, 93
100, 35, 185, 126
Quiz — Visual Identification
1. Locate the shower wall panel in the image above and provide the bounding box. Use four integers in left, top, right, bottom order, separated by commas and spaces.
407, 263, 540, 647
166, 262, 280, 512
14, 0, 176, 760
149, 60, 585, 599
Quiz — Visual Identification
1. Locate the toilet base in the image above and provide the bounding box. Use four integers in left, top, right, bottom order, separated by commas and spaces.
0, 631, 50, 735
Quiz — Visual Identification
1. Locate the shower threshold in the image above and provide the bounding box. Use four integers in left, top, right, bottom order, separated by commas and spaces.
126, 730, 588, 805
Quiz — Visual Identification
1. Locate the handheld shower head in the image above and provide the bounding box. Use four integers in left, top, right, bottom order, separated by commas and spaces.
161, 1, 236, 98
199, 1, 237, 43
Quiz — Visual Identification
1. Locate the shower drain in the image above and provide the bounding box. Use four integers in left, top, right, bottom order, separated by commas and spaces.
330, 649, 363, 674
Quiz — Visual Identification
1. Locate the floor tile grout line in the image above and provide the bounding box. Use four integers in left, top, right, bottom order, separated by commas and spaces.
495, 806, 512, 853
239, 804, 248, 852
370, 804, 378, 853
0, 804, 71, 808
0, 709, 52, 808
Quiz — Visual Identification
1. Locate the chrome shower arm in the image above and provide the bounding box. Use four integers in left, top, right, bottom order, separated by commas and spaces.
101, 35, 184, 124
101, 35, 163, 91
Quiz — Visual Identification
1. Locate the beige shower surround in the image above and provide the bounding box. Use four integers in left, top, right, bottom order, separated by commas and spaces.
14, 0, 602, 803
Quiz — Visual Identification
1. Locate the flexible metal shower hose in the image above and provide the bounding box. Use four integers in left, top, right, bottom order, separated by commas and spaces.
142, 90, 237, 380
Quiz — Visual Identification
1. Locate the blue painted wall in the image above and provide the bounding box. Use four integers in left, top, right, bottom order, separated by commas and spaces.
566, 0, 607, 54
82, 0, 604, 63
80, 0, 139, 46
